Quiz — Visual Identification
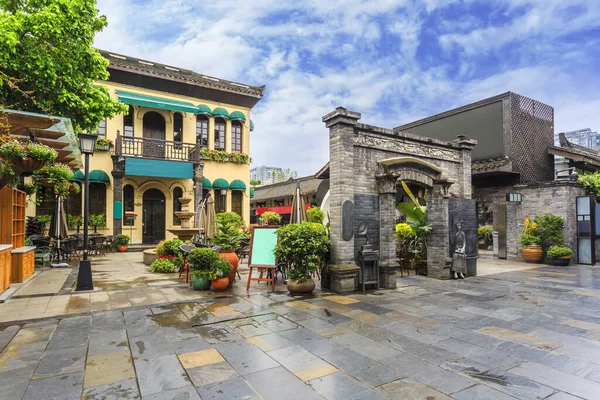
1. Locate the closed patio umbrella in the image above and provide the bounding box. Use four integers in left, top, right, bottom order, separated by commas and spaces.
49, 195, 69, 267
290, 181, 308, 224
204, 195, 217, 239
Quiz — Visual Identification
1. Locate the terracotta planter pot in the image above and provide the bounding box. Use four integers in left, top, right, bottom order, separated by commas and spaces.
218, 250, 239, 287
117, 245, 128, 252
212, 277, 229, 291
522, 244, 543, 263
287, 278, 315, 295
553, 256, 571, 266
12, 158, 46, 173
191, 275, 211, 290
39, 178, 53, 188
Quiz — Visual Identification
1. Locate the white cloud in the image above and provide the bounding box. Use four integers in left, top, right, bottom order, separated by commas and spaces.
94, 0, 600, 175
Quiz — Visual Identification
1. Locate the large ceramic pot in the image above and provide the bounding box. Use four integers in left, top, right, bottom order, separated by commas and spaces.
212, 277, 229, 291
553, 256, 571, 266
12, 158, 46, 173
191, 275, 211, 290
287, 278, 315, 295
218, 250, 239, 287
522, 244, 543, 263
117, 245, 128, 252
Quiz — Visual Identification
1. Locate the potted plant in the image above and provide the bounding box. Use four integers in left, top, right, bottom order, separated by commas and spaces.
187, 247, 219, 290
210, 258, 232, 291
95, 137, 113, 151
396, 222, 415, 266
213, 212, 243, 286
114, 234, 130, 252
36, 214, 52, 235
521, 217, 543, 263
67, 215, 83, 232
275, 222, 330, 294
547, 245, 573, 266
258, 211, 282, 226
0, 140, 57, 173
477, 225, 493, 250
89, 214, 106, 233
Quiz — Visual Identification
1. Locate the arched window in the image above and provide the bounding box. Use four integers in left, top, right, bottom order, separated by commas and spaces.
123, 106, 134, 138
231, 191, 243, 218
214, 118, 225, 150
123, 185, 134, 226
173, 187, 183, 225
89, 183, 107, 216
196, 115, 208, 148
173, 113, 183, 143
231, 121, 242, 153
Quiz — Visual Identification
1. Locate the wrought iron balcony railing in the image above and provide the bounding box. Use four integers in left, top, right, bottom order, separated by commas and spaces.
115, 133, 206, 162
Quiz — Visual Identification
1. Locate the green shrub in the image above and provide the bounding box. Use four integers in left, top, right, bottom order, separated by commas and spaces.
213, 212, 242, 251
157, 239, 184, 257
307, 206, 325, 224
478, 225, 493, 243
209, 258, 232, 280
274, 222, 330, 284
258, 211, 282, 226
187, 248, 218, 271
579, 171, 600, 203
547, 245, 573, 259
114, 234, 130, 247
521, 233, 542, 246
533, 214, 565, 247
150, 257, 177, 273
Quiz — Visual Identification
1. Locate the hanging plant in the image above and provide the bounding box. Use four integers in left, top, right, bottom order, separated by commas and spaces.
32, 163, 73, 195
0, 140, 57, 174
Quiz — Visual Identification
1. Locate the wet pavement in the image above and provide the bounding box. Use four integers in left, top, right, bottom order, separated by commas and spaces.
1, 263, 600, 399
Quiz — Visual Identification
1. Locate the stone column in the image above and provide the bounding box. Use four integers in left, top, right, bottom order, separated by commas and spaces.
111, 155, 125, 236
427, 184, 452, 279
453, 136, 477, 199
322, 107, 360, 266
193, 163, 204, 228
378, 189, 398, 289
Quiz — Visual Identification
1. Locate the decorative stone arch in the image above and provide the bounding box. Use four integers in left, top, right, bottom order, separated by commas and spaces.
136, 181, 172, 201
375, 157, 455, 278
122, 179, 140, 191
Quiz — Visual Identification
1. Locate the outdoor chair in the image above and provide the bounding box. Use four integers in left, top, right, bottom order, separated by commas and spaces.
89, 236, 106, 256
179, 244, 195, 283
34, 246, 52, 271
104, 235, 114, 254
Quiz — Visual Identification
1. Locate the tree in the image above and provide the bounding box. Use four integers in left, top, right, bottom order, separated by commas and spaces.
0, 0, 127, 133
250, 179, 261, 186
273, 168, 298, 183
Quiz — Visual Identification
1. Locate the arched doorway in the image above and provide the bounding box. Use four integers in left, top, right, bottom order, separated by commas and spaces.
143, 111, 166, 158
143, 188, 165, 243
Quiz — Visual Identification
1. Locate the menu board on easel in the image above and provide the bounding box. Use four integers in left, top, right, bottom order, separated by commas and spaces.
248, 226, 278, 267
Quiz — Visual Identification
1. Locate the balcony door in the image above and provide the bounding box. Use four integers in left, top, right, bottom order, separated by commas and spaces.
142, 189, 165, 244
143, 112, 166, 158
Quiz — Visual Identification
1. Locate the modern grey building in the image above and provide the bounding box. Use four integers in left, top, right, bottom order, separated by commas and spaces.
250, 165, 284, 184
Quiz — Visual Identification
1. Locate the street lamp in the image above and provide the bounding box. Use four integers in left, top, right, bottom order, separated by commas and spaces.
76, 133, 98, 291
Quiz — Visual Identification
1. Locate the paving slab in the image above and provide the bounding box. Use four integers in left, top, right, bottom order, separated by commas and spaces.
245, 366, 323, 400
377, 378, 453, 400
214, 339, 279, 375
134, 354, 191, 396
196, 376, 260, 400
23, 371, 84, 400
82, 378, 140, 400
308, 372, 385, 400
142, 385, 200, 400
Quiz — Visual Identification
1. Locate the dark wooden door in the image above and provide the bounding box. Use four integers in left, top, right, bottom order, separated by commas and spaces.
143, 189, 165, 243
143, 112, 166, 158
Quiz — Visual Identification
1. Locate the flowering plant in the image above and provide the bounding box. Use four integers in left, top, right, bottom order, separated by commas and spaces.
0, 140, 57, 163
521, 216, 542, 246
197, 148, 250, 164
96, 137, 113, 147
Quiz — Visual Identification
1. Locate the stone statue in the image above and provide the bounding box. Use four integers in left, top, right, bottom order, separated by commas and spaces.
452, 222, 466, 279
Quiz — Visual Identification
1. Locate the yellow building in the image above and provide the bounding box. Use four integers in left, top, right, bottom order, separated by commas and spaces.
29, 50, 264, 244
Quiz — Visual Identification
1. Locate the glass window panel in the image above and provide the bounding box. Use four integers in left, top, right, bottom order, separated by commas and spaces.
231, 191, 243, 218
89, 183, 107, 216
231, 122, 242, 153
578, 238, 593, 264
214, 118, 225, 150
577, 196, 590, 215
174, 113, 183, 143
95, 119, 106, 137
196, 115, 208, 148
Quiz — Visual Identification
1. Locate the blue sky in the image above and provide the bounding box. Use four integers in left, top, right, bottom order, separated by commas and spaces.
95, 0, 600, 176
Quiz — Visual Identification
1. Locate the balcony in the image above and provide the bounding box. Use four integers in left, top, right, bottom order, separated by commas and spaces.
116, 134, 205, 163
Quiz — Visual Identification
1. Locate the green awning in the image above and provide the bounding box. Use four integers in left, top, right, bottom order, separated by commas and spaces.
117, 90, 198, 114
250, 187, 255, 198
198, 104, 212, 116
212, 178, 229, 189
229, 111, 246, 122
212, 107, 230, 119
229, 179, 246, 191
250, 119, 255, 131
203, 177, 212, 189
88, 170, 111, 184
71, 170, 85, 182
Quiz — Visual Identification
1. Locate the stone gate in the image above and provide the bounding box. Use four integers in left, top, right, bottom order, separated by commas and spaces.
322, 107, 477, 292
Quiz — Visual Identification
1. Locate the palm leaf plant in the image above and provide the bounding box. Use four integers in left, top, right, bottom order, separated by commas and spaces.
397, 181, 431, 265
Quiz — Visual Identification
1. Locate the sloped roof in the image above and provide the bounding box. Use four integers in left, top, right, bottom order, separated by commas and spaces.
99, 50, 265, 98
472, 156, 512, 172
551, 132, 600, 163
252, 176, 320, 202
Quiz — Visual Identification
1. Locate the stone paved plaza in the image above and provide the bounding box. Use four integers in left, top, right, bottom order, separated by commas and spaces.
1, 261, 600, 399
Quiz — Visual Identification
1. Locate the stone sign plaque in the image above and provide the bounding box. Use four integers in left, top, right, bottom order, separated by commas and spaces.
342, 200, 354, 241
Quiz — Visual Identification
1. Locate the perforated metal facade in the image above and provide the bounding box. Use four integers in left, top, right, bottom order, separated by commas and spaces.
508, 93, 554, 183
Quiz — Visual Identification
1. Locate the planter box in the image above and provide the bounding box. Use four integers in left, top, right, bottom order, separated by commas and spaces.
95, 144, 110, 151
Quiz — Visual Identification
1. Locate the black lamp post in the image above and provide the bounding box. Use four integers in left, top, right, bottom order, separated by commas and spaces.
76, 133, 98, 291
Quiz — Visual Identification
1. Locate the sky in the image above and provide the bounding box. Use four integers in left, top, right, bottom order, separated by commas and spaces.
94, 0, 600, 176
